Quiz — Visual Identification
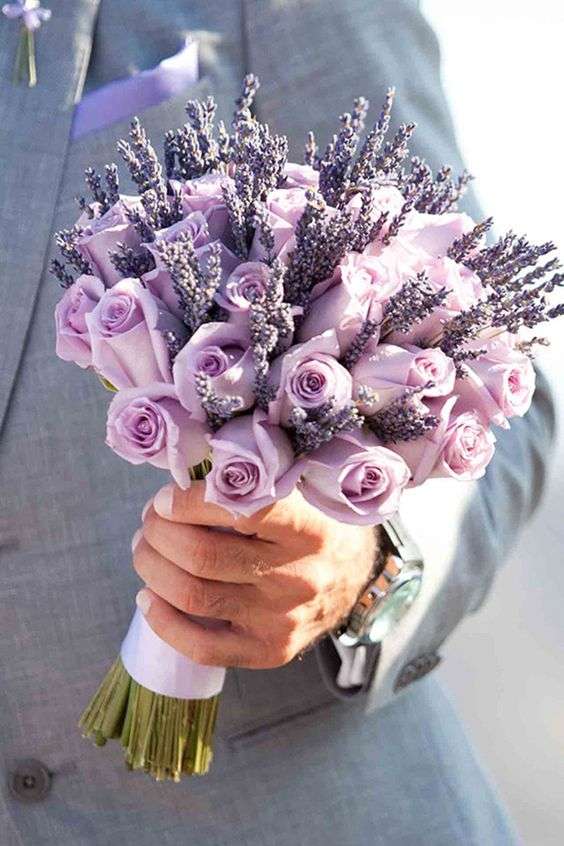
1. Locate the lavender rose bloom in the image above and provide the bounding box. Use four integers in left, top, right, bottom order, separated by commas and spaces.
282, 162, 319, 189
268, 330, 352, 426
454, 335, 536, 429
205, 410, 303, 517
215, 261, 270, 318
55, 274, 105, 368
173, 322, 255, 421
249, 187, 310, 263
346, 184, 406, 239
143, 240, 239, 320
299, 428, 410, 525
437, 410, 496, 480
86, 278, 184, 389
352, 342, 456, 413
76, 196, 143, 286
178, 173, 233, 242
106, 383, 209, 489
145, 212, 212, 266
394, 396, 496, 484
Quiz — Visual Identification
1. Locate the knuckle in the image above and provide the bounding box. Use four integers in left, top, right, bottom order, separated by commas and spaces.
189, 532, 219, 576
207, 593, 247, 624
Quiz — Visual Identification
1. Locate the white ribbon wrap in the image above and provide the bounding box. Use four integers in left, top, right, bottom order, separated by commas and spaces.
120, 607, 226, 699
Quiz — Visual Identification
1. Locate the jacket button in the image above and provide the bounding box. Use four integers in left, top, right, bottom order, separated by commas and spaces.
394, 652, 442, 692
8, 759, 52, 802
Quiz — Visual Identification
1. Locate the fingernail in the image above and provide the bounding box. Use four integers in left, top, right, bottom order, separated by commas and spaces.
131, 529, 142, 553
154, 483, 174, 518
136, 589, 152, 615
141, 497, 153, 521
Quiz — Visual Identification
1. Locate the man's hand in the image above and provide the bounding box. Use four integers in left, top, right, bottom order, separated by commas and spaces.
132, 482, 378, 669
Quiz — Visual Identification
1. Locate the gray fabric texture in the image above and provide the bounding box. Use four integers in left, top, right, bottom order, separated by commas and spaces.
0, 0, 552, 842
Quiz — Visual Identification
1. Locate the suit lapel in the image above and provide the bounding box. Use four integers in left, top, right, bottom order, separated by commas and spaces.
0, 0, 101, 436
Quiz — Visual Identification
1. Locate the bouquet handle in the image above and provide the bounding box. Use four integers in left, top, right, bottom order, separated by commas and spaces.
79, 607, 225, 782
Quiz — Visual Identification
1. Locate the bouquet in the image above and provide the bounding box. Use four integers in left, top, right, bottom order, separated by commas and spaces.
51, 75, 562, 782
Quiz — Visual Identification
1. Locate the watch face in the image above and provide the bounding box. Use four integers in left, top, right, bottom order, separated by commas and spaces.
368, 572, 422, 642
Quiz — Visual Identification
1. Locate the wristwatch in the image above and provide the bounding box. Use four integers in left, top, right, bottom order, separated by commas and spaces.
335, 515, 424, 647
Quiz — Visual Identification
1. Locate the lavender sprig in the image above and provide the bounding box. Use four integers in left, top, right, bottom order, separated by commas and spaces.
365, 386, 439, 444
249, 259, 294, 409
54, 227, 92, 275
49, 258, 75, 288
290, 401, 364, 455
318, 96, 369, 206
155, 233, 221, 333
194, 373, 244, 431
284, 190, 354, 308
108, 243, 155, 278
381, 273, 448, 336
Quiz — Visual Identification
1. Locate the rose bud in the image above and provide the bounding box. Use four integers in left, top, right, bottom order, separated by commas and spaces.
282, 162, 320, 189
76, 196, 143, 286
387, 209, 476, 261
346, 184, 406, 239
297, 264, 384, 350
454, 335, 536, 429
86, 278, 184, 389
268, 330, 352, 426
214, 261, 271, 318
143, 240, 239, 321
206, 410, 303, 517
248, 187, 311, 263
178, 172, 234, 242
173, 322, 255, 421
352, 342, 456, 414
55, 274, 105, 368
299, 428, 410, 525
106, 383, 209, 489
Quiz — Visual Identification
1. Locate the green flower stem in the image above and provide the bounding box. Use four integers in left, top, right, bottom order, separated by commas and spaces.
79, 656, 220, 782
26, 29, 37, 88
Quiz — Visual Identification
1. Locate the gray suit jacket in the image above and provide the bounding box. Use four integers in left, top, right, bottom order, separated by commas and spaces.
0, 1, 554, 842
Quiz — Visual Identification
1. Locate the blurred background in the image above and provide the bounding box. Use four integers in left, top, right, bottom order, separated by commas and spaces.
421, 2, 564, 844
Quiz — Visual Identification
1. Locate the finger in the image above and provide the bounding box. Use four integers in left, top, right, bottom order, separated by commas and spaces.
236, 488, 329, 548
136, 588, 270, 669
142, 507, 281, 583
133, 536, 260, 626
152, 481, 248, 531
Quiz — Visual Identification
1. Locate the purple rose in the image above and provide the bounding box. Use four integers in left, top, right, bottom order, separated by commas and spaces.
143, 240, 239, 320
86, 278, 184, 389
268, 331, 352, 426
179, 173, 233, 242
205, 410, 303, 517
352, 342, 456, 413
106, 383, 209, 489
249, 187, 310, 263
173, 322, 255, 421
394, 395, 496, 485
55, 274, 105, 368
437, 410, 496, 480
453, 334, 536, 429
283, 162, 319, 189
346, 185, 406, 240
390, 210, 476, 261
76, 196, 143, 286
297, 266, 383, 350
215, 261, 271, 318
299, 428, 410, 525
145, 212, 212, 268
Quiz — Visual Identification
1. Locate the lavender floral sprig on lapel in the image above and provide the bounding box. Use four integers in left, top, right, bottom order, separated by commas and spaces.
2, 0, 51, 87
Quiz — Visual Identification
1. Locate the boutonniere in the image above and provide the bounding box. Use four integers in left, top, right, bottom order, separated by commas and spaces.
2, 0, 51, 87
